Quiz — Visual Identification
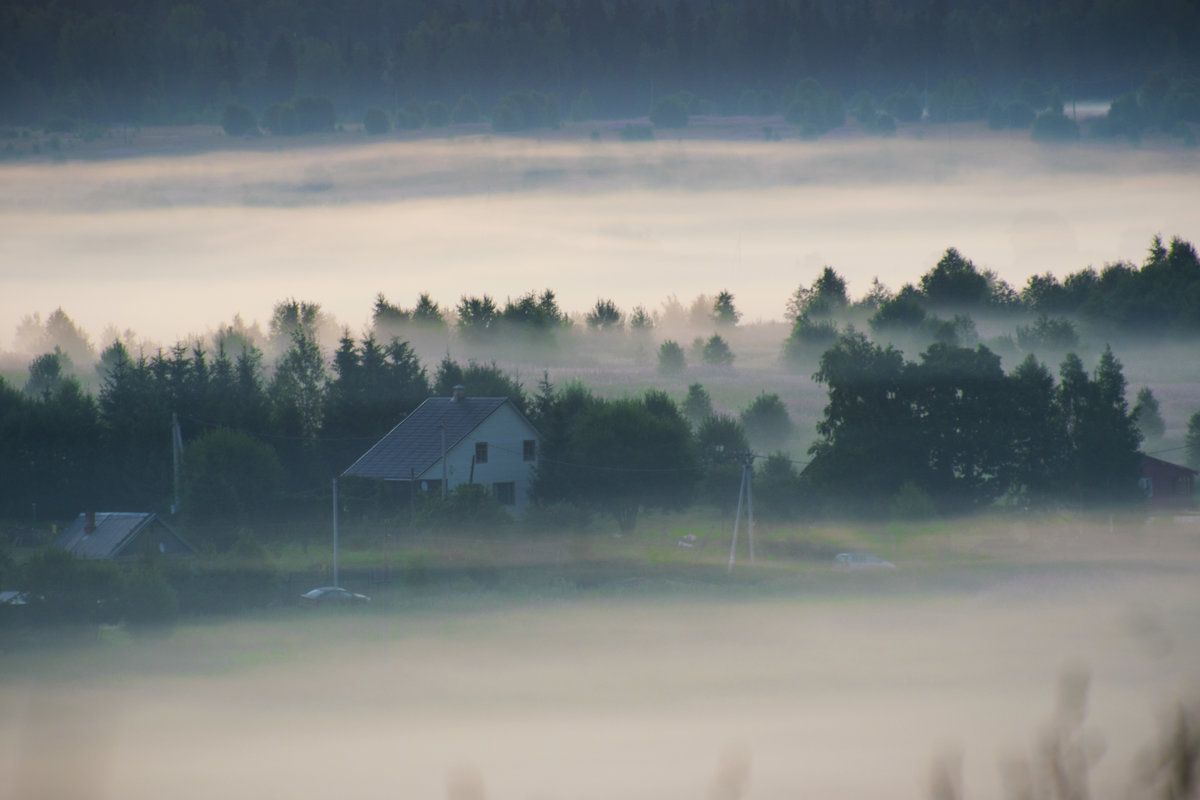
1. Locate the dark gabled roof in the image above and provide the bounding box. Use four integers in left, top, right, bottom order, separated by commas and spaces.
55, 512, 194, 560
342, 396, 519, 480
1142, 454, 1199, 476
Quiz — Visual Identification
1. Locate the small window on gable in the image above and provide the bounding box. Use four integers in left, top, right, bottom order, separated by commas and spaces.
523, 439, 537, 461
494, 482, 515, 505
475, 442, 488, 463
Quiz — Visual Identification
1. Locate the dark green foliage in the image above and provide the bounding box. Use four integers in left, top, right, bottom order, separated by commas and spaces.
433, 357, 525, 412
1016, 315, 1080, 351
264, 31, 297, 105
870, 285, 927, 334
455, 294, 499, 341
424, 100, 449, 127
1132, 387, 1166, 443
500, 289, 570, 335
292, 96, 336, 133
629, 306, 654, 331
396, 102, 424, 129
24, 348, 73, 398
221, 103, 257, 136
1031, 110, 1079, 141
988, 100, 1007, 131
658, 340, 685, 375
928, 77, 986, 122
920, 248, 990, 309
450, 95, 480, 124
491, 91, 559, 132
807, 330, 1143, 517
740, 393, 793, 452
695, 414, 749, 516
620, 123, 655, 141
682, 383, 713, 429
533, 392, 698, 532
884, 89, 923, 123
569, 89, 595, 122
1057, 347, 1144, 507
122, 566, 179, 629
174, 530, 279, 614
701, 334, 735, 366
1007, 100, 1036, 129
650, 95, 689, 128
182, 428, 283, 537
585, 298, 622, 331
786, 267, 849, 321
362, 106, 389, 135
1185, 413, 1200, 470
753, 453, 811, 520
711, 290, 741, 326
783, 316, 839, 368
419, 484, 511, 530
21, 549, 123, 626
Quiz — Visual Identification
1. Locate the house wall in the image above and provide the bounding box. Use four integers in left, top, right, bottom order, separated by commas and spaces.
1142, 458, 1196, 512
419, 404, 539, 513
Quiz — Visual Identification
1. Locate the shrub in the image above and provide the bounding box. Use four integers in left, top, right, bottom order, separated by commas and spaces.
1031, 110, 1079, 142
451, 94, 481, 124
122, 567, 179, 629
650, 95, 689, 128
701, 334, 734, 366
522, 501, 594, 533
221, 103, 258, 136
396, 103, 424, 129
419, 484, 512, 529
619, 123, 654, 141
292, 96, 336, 133
362, 107, 389, 135
492, 91, 560, 132
424, 100, 449, 127
658, 340, 686, 375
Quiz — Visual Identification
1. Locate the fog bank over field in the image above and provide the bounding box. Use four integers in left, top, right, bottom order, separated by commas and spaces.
3, 534, 1199, 800
2, 136, 1198, 351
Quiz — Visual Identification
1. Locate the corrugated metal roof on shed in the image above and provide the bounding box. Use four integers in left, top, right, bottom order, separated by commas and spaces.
341, 396, 509, 480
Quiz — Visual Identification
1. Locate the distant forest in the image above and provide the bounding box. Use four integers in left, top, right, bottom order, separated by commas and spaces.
2, 0, 1199, 128
4, 235, 1200, 534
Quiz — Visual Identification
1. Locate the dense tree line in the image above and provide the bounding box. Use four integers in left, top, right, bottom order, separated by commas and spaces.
2, 0, 1197, 128
6, 236, 1198, 537
807, 332, 1143, 517
784, 236, 1200, 366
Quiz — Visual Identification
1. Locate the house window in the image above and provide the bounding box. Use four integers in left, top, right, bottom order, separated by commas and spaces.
523, 439, 537, 461
475, 442, 488, 463
494, 482, 515, 506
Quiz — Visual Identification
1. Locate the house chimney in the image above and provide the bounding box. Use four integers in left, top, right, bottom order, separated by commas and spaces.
452, 384, 467, 401
84, 510, 96, 535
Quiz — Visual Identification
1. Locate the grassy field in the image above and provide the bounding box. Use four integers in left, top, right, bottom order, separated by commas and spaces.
4, 514, 1198, 800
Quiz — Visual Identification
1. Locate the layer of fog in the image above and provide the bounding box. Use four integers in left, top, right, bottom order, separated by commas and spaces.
3, 530, 1198, 800
2, 136, 1199, 352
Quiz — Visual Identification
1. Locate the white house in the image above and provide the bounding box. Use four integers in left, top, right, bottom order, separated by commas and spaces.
342, 387, 541, 513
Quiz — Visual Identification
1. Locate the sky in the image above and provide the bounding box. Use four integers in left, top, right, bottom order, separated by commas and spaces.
2, 134, 1198, 353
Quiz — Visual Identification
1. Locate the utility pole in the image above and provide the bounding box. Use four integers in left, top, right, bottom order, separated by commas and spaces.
332, 477, 340, 588
727, 451, 756, 572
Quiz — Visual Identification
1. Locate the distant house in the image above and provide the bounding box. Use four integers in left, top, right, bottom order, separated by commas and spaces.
343, 387, 540, 513
1140, 455, 1197, 512
55, 512, 197, 560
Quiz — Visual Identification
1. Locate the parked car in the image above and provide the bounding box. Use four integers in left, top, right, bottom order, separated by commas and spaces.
833, 552, 895, 570
300, 586, 371, 606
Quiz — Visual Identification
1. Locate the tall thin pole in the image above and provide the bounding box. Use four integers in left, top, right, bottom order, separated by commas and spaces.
746, 453, 755, 564
409, 467, 416, 530
728, 464, 747, 572
332, 477, 339, 588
